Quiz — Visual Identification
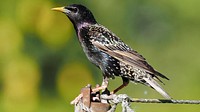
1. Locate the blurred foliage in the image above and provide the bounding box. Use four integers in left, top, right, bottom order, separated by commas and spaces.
0, 0, 200, 112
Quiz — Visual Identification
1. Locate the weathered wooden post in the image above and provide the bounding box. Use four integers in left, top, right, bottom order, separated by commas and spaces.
74, 86, 111, 112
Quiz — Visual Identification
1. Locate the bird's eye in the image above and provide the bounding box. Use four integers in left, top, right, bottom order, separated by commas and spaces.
66, 7, 78, 13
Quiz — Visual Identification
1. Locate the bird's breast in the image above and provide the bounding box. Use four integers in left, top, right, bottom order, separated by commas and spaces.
78, 30, 101, 65
77, 26, 121, 78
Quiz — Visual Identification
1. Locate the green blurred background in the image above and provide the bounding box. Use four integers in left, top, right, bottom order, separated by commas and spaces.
0, 0, 200, 112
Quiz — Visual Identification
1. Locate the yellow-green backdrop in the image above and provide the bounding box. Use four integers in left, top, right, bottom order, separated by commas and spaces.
0, 0, 200, 112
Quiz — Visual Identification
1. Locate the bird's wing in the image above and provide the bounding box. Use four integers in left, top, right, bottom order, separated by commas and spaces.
91, 39, 153, 72
89, 27, 169, 80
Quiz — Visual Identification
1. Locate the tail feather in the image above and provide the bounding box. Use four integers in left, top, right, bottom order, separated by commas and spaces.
143, 77, 171, 99
154, 71, 170, 80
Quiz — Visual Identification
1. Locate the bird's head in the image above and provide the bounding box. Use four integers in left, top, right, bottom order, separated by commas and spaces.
52, 4, 97, 28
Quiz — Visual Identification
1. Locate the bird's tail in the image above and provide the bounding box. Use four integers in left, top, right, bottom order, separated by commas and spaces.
143, 77, 171, 99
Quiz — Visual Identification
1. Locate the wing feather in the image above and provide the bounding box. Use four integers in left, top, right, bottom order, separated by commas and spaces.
92, 41, 154, 74
91, 38, 169, 79
88, 24, 169, 80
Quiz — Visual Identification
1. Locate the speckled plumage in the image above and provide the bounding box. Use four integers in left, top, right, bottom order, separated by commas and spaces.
52, 4, 171, 99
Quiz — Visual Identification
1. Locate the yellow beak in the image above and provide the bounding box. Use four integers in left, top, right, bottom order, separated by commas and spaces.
51, 7, 65, 12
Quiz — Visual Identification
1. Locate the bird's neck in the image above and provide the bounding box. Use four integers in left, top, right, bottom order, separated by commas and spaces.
73, 22, 93, 34
77, 22, 91, 29
75, 23, 89, 40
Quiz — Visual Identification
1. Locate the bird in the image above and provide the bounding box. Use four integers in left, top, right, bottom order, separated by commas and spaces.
52, 4, 171, 99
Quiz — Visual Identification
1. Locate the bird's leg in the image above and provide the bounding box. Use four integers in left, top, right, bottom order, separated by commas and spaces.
111, 77, 129, 94
92, 76, 109, 93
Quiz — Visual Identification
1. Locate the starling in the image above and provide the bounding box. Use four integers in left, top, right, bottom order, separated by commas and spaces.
52, 4, 171, 99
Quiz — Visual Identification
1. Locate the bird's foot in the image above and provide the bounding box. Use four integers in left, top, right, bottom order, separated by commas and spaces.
110, 91, 115, 95
91, 85, 107, 93
71, 84, 110, 104
71, 84, 103, 104
70, 93, 83, 105
91, 84, 101, 101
